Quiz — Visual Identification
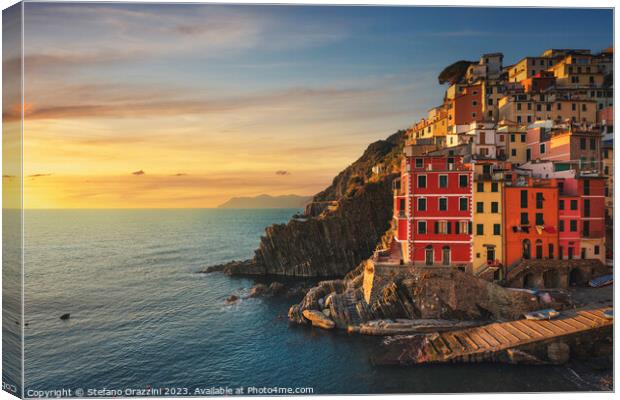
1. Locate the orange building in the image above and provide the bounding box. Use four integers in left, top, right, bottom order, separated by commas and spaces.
503, 177, 560, 268
447, 84, 483, 129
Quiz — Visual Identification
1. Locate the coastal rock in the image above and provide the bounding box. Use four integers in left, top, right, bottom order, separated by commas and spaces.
202, 131, 406, 277
290, 266, 570, 329
60, 313, 70, 321
225, 295, 239, 304
302, 310, 336, 330
248, 284, 269, 298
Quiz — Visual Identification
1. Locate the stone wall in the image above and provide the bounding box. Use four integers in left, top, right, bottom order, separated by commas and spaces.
506, 259, 609, 289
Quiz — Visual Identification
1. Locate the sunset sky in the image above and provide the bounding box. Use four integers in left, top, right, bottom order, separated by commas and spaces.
7, 3, 613, 208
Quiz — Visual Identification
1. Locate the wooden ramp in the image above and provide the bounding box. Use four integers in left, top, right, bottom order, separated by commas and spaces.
405, 307, 613, 364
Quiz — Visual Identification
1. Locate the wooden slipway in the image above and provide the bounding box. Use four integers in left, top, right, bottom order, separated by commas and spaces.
375, 307, 613, 365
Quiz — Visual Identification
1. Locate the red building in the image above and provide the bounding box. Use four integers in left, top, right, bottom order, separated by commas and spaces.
558, 177, 606, 261
503, 177, 560, 267
394, 153, 473, 267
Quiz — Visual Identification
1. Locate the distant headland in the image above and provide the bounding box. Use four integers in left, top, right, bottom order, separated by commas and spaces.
217, 194, 313, 209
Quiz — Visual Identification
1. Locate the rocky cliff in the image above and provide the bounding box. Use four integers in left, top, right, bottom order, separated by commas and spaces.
203, 130, 406, 277
288, 265, 571, 330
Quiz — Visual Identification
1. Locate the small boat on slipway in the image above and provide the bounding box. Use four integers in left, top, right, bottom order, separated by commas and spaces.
524, 309, 560, 320
589, 274, 613, 288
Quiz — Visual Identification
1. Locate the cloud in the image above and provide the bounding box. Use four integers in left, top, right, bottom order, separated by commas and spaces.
172, 173, 188, 176
27, 173, 53, 178
131, 170, 145, 176
275, 170, 291, 176
10, 85, 376, 121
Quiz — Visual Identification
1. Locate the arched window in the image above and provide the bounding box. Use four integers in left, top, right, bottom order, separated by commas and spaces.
425, 245, 434, 266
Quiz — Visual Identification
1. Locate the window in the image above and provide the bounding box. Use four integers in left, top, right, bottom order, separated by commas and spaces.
517, 116, 522, 123
520, 134, 526, 142
511, 149, 516, 156
415, 158, 423, 168
583, 221, 590, 237
569, 200, 578, 210
536, 192, 543, 209
580, 138, 586, 150
437, 221, 448, 234
439, 198, 448, 211
540, 143, 546, 154
459, 175, 468, 188
520, 212, 529, 225
570, 220, 577, 232
491, 183, 498, 192
459, 197, 468, 211
417, 198, 427, 211
418, 221, 427, 234
584, 199, 590, 217
582, 104, 587, 112
472, 101, 478, 106
418, 175, 427, 188
527, 115, 532, 123
491, 202, 499, 213
572, 103, 576, 111
589, 138, 596, 150
559, 220, 565, 232
559, 200, 564, 210
476, 202, 484, 213
477, 182, 484, 192
476, 224, 484, 235
493, 224, 501, 235
517, 103, 522, 111
557, 102, 562, 110
520, 190, 528, 208
594, 245, 600, 255
459, 221, 469, 234
536, 104, 541, 112
439, 175, 448, 188
583, 180, 590, 195
510, 134, 515, 142
527, 102, 532, 111
535, 213, 544, 225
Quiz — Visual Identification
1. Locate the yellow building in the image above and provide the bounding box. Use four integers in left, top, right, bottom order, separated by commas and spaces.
472, 161, 504, 276
547, 53, 605, 88
498, 123, 528, 166
498, 93, 597, 125
508, 56, 556, 82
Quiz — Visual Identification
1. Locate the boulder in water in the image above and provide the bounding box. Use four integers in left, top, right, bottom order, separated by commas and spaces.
302, 310, 335, 329
60, 313, 70, 321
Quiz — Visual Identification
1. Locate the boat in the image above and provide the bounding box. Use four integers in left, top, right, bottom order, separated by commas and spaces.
603, 309, 613, 319
524, 309, 559, 320
589, 274, 613, 288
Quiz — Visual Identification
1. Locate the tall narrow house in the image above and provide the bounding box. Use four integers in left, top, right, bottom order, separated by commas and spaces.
394, 151, 474, 268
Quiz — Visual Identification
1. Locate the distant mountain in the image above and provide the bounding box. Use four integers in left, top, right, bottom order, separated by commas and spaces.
217, 194, 312, 209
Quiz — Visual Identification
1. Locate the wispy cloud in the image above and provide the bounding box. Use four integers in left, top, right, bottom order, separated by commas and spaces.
131, 170, 145, 176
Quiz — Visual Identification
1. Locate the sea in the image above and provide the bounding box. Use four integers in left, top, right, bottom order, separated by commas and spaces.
2, 209, 591, 395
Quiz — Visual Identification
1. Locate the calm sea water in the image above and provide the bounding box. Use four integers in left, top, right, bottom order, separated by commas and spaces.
16, 209, 587, 394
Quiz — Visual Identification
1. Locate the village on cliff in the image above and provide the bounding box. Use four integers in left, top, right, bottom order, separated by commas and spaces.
209, 47, 614, 373
289, 47, 614, 370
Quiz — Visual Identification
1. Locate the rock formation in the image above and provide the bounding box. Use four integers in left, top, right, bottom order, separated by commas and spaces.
289, 265, 571, 331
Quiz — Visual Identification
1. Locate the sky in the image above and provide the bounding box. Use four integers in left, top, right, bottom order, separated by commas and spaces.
5, 3, 613, 208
